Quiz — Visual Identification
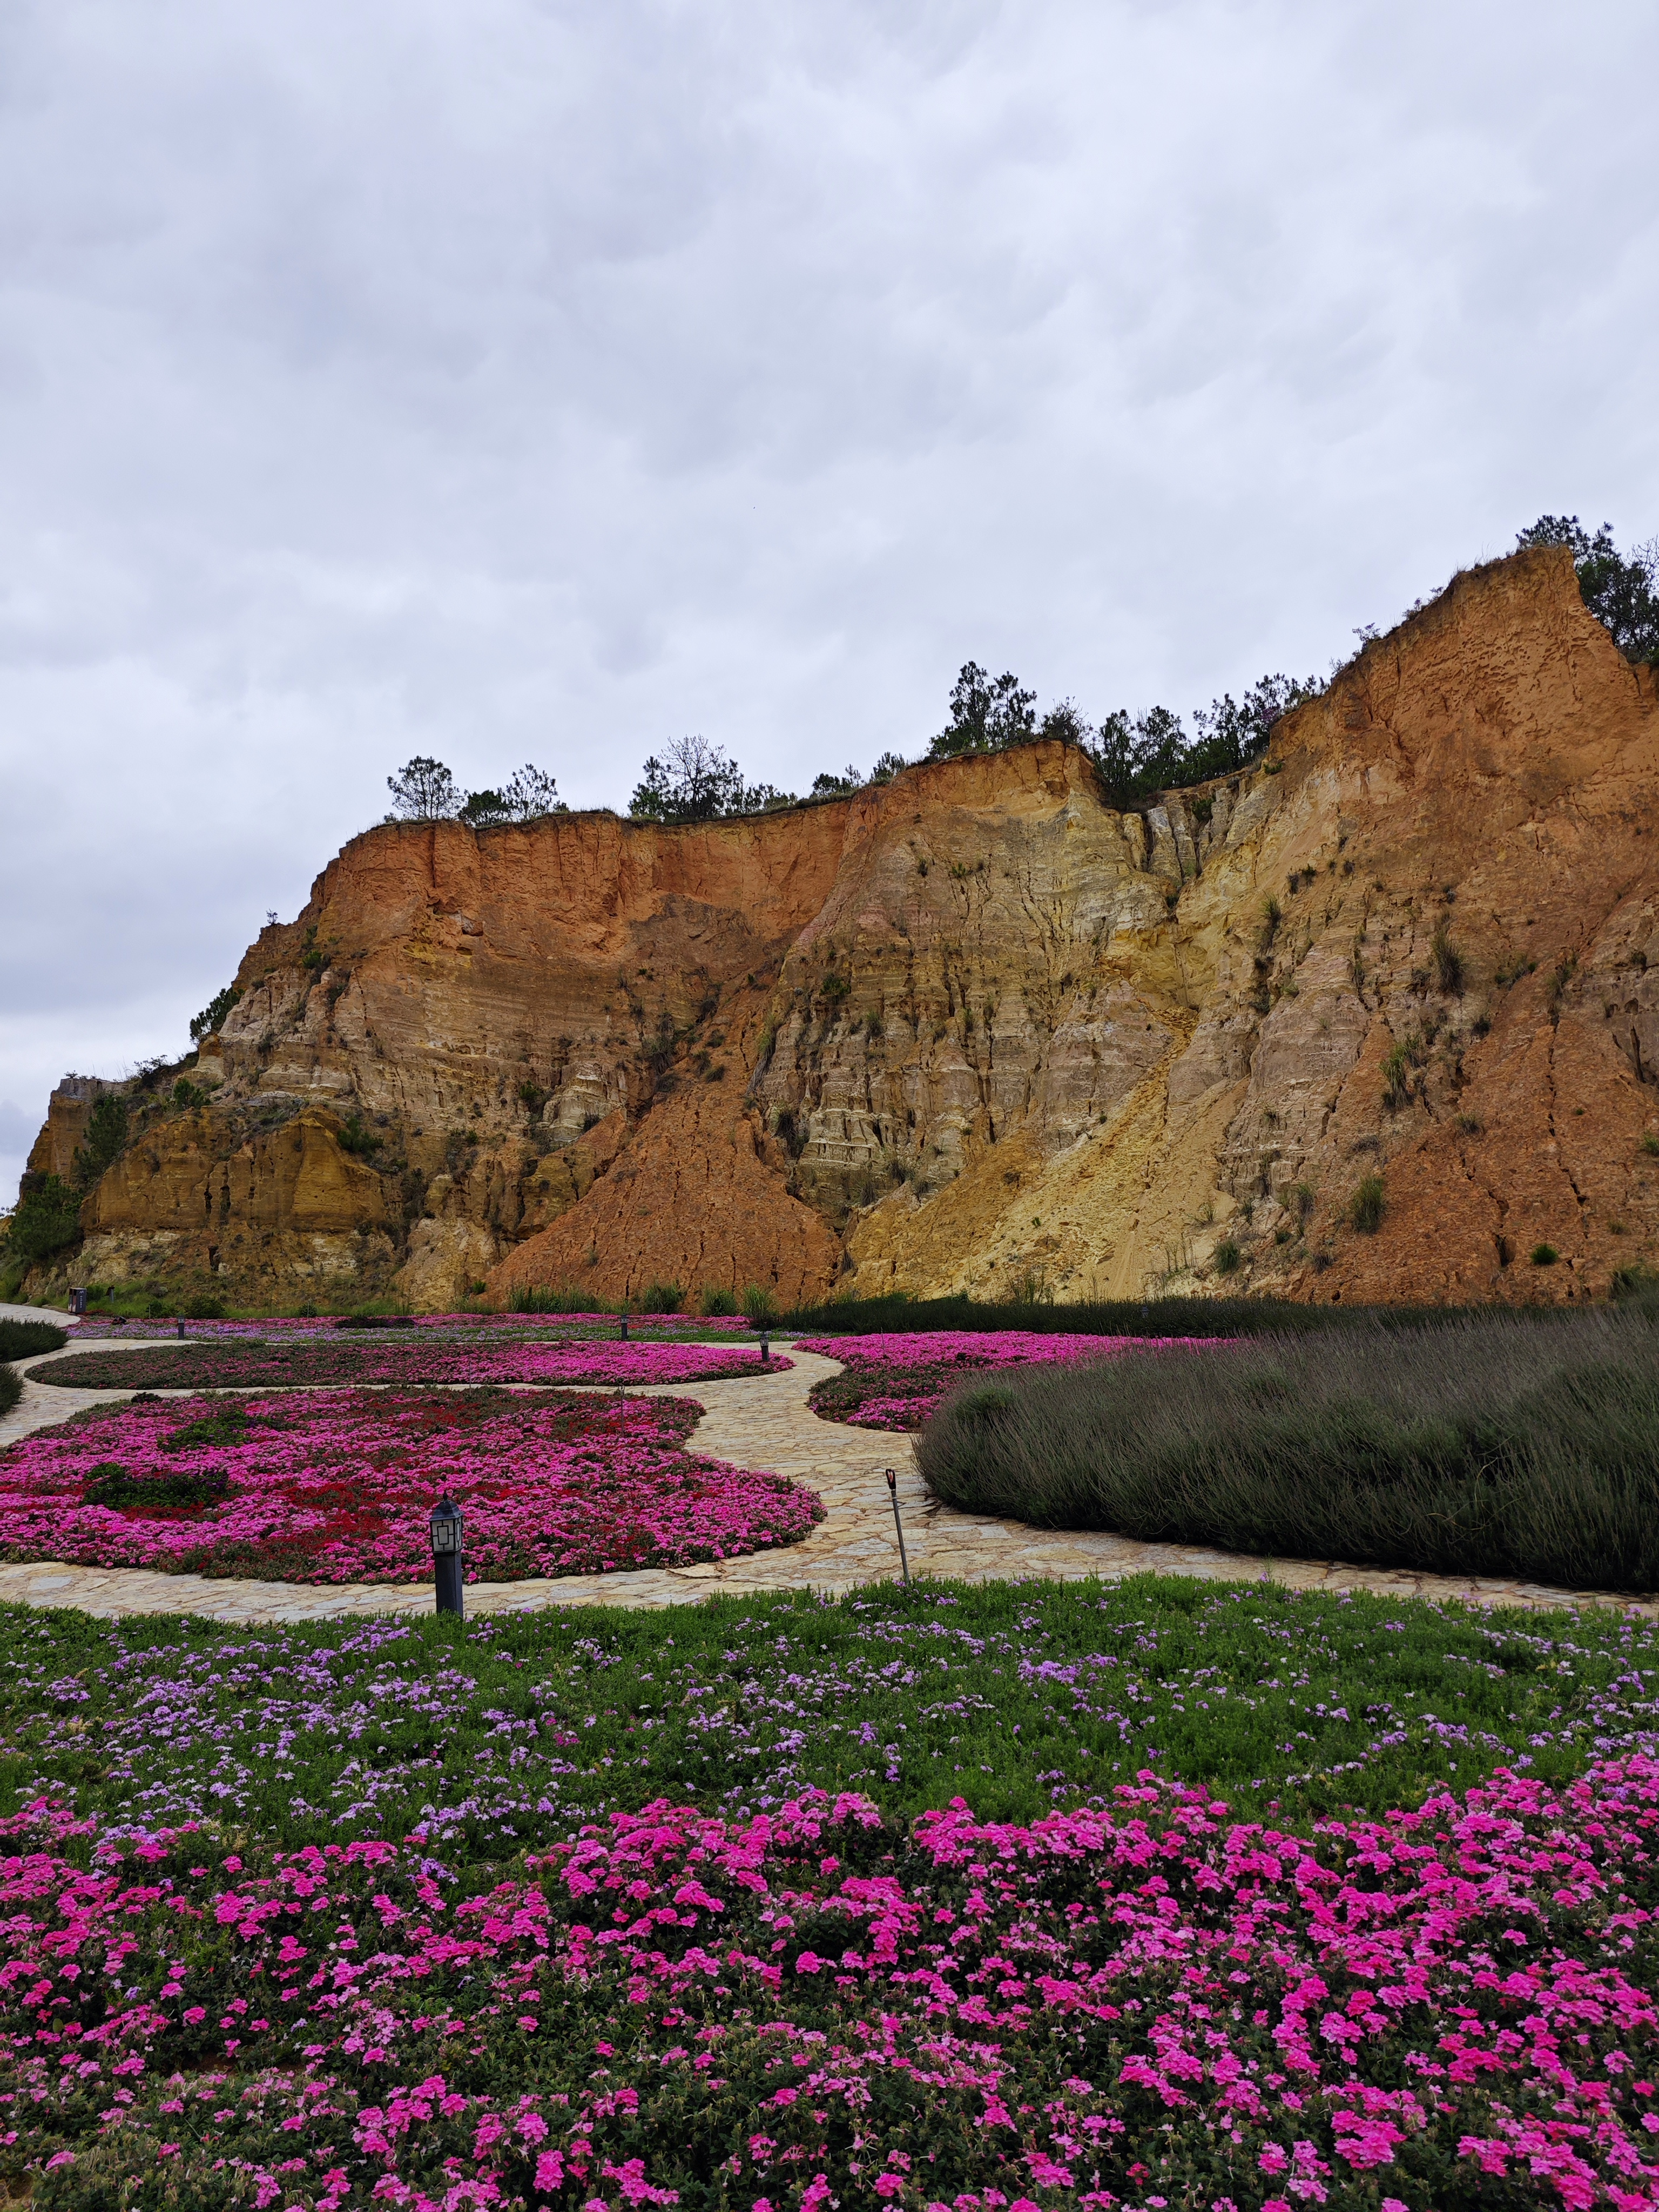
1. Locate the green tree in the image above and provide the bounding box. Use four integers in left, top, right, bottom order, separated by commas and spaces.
1516, 515, 1659, 664
928, 663, 1038, 758
386, 757, 461, 820
630, 735, 793, 822
2, 1175, 83, 1264
189, 984, 241, 1043
461, 765, 565, 826
72, 1092, 129, 1193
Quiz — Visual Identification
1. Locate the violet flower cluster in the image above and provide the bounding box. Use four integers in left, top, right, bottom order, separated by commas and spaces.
799, 1331, 1223, 1430
2, 1760, 1657, 2210
0, 1389, 822, 1582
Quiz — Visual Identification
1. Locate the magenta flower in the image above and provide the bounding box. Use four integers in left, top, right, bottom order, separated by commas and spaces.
0, 1388, 821, 1581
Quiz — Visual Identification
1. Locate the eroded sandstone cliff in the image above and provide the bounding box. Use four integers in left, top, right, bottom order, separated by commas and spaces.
19, 545, 1659, 1310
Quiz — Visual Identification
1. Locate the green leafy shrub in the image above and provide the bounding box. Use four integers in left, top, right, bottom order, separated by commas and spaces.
639, 1279, 684, 1314
740, 1281, 780, 1326
699, 1284, 739, 1317
2, 1175, 83, 1264
915, 1309, 1659, 1592
183, 1294, 226, 1320
1349, 1174, 1387, 1233
1212, 1238, 1242, 1275
0, 1365, 19, 1418
336, 1113, 385, 1156
1532, 1242, 1559, 1266
82, 1460, 230, 1510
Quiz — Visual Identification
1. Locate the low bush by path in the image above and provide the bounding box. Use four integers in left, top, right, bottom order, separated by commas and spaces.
0, 1388, 820, 1581
1, 1580, 1658, 2210
31, 1340, 792, 1391
0, 1320, 68, 1361
919, 1309, 1659, 1594
800, 1330, 1217, 1429
70, 1312, 750, 1341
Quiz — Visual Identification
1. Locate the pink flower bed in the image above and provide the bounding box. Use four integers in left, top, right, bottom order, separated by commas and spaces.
3, 1759, 1658, 2208
0, 1388, 822, 1582
36, 1340, 793, 1391
799, 1329, 1224, 1429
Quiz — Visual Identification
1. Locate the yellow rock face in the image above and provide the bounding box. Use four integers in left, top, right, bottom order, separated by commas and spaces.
19, 544, 1659, 1310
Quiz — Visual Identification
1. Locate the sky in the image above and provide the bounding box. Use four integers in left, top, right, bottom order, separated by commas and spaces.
3, 0, 1658, 1199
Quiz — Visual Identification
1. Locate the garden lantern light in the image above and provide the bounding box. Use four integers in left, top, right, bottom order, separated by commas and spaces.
760, 1328, 770, 1365
619, 1313, 629, 1341
430, 1495, 464, 1617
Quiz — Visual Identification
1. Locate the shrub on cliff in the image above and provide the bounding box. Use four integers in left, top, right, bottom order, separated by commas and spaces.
925, 657, 1323, 804
1518, 514, 1659, 664
386, 757, 566, 824
916, 1309, 1659, 1591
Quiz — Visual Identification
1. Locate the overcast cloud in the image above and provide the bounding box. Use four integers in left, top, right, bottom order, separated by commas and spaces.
3, 0, 1657, 1198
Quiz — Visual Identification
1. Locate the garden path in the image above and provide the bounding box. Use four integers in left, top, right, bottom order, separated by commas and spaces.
0, 1329, 1653, 1622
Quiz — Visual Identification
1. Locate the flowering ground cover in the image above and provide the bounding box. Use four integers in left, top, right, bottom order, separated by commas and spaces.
33, 1341, 792, 1391
7, 1762, 1659, 2212
798, 1331, 1220, 1429
0, 1390, 820, 1582
1, 1581, 1658, 2209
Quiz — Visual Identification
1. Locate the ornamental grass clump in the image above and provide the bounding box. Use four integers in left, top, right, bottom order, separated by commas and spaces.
916, 1308, 1659, 1592
0, 1320, 67, 1360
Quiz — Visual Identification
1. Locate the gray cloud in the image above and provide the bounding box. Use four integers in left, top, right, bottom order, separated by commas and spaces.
4, 0, 1658, 1197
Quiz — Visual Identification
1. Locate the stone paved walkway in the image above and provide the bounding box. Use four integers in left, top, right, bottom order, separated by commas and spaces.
1, 1322, 1653, 1624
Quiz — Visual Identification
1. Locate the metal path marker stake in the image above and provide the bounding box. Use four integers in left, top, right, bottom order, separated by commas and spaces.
885, 1467, 911, 1587
430, 1496, 465, 1618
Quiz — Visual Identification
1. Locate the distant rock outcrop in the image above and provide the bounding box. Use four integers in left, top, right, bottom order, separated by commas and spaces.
18, 546, 1659, 1309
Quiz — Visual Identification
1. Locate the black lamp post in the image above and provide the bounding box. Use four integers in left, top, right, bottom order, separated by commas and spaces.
619, 1313, 629, 1341
430, 1496, 464, 1617
759, 1328, 771, 1365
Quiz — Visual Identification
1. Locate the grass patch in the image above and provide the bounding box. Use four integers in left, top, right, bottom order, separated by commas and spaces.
917, 1309, 1659, 1594
1, 1575, 1654, 1852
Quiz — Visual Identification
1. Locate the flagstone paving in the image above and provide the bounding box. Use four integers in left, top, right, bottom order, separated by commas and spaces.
1, 1325, 1653, 1623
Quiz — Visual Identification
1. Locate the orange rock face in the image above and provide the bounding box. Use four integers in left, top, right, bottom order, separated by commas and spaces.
18, 545, 1659, 1311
